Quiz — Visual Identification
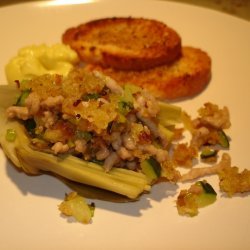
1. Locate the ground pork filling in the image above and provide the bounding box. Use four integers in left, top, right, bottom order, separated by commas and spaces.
6, 68, 170, 173
6, 68, 250, 209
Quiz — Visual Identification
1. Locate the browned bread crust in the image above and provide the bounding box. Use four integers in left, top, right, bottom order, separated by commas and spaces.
62, 17, 181, 70
85, 47, 211, 100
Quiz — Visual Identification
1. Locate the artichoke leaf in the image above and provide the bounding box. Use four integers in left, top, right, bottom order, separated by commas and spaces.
0, 113, 150, 199
59, 176, 138, 203
0, 85, 150, 199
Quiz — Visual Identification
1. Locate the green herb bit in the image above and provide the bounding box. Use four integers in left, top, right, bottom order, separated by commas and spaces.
16, 89, 31, 106
76, 131, 92, 141
19, 79, 30, 90
5, 128, 17, 142
82, 93, 100, 101
118, 101, 133, 115
90, 159, 104, 166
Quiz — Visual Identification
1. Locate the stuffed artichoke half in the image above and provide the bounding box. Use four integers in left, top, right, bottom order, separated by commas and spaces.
0, 68, 181, 200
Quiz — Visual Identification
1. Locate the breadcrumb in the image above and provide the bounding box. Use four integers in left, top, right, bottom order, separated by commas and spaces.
218, 166, 250, 196
172, 143, 198, 168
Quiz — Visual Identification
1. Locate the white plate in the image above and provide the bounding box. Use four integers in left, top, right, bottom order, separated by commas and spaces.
0, 1, 250, 249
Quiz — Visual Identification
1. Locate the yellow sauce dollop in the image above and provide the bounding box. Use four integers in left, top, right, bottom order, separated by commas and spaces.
5, 44, 79, 84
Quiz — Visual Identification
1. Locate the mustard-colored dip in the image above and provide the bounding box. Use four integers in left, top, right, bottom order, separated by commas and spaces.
5, 44, 79, 84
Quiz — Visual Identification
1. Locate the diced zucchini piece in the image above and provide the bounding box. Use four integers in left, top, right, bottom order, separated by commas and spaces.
141, 157, 161, 183
58, 192, 94, 224
195, 181, 217, 207
200, 148, 218, 159
217, 130, 230, 148
176, 180, 217, 216
197, 193, 217, 207
199, 181, 217, 195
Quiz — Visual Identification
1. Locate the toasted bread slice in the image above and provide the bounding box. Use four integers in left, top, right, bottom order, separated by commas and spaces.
85, 47, 211, 100
62, 17, 181, 70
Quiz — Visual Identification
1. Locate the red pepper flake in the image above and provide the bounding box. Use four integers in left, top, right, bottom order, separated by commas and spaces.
139, 131, 152, 143
15, 80, 20, 89
73, 99, 81, 107
54, 74, 63, 85
76, 114, 81, 119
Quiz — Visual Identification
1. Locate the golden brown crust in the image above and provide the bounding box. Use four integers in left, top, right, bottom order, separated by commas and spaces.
62, 17, 181, 70
85, 47, 211, 100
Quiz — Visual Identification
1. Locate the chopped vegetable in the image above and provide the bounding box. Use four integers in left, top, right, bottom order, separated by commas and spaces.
76, 130, 92, 141
176, 180, 217, 216
5, 128, 17, 142
141, 157, 161, 183
117, 101, 133, 115
196, 181, 217, 207
58, 192, 94, 224
200, 148, 218, 159
217, 130, 230, 148
123, 84, 141, 103
157, 101, 182, 126
16, 89, 31, 106
82, 92, 100, 101
158, 124, 175, 142
155, 102, 182, 144
200, 148, 218, 163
